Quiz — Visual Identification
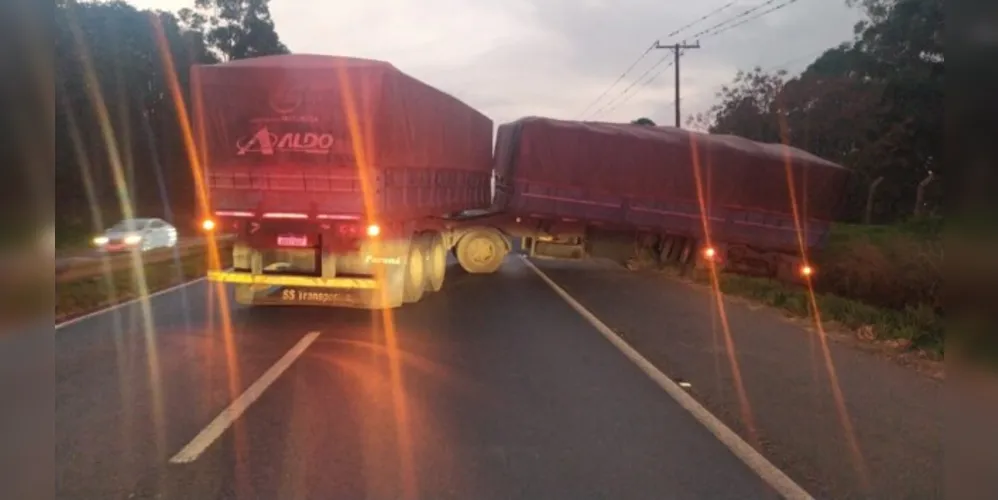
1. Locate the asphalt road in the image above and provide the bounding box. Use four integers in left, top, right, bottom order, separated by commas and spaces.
46, 255, 945, 500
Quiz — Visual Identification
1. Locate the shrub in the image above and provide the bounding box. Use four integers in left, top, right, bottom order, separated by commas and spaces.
815, 219, 942, 311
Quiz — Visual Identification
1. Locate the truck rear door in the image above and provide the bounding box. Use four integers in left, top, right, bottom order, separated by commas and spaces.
195, 64, 382, 220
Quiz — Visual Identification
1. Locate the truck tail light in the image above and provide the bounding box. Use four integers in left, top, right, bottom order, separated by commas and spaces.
201, 219, 216, 231
366, 224, 381, 237
800, 263, 815, 277
702, 246, 717, 260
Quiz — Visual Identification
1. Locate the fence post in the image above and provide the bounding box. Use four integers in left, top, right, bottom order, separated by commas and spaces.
864, 176, 884, 224
914, 172, 936, 217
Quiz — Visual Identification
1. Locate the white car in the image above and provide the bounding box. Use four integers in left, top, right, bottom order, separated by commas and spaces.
93, 218, 178, 252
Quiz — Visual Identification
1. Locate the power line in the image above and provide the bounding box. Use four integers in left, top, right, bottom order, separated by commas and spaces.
600, 1, 804, 123
597, 45, 700, 120
686, 0, 784, 40
631, 1, 803, 128
696, 0, 801, 40
576, 42, 656, 119
688, 0, 784, 39
580, 3, 739, 120
661, 1, 737, 40
702, 0, 802, 40
592, 56, 674, 119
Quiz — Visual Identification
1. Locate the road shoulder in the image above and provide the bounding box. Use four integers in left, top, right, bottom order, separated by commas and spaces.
532, 258, 943, 500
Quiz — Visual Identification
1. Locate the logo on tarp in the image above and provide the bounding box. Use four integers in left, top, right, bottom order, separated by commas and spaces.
268, 85, 304, 114
236, 127, 336, 155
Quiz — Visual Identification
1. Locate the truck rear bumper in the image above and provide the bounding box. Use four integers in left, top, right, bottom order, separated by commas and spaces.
207, 270, 377, 289
207, 270, 391, 309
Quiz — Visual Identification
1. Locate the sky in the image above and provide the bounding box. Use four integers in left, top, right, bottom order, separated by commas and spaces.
127, 0, 863, 129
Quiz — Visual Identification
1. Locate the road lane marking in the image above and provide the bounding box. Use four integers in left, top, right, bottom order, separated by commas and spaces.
55, 277, 207, 330
55, 266, 234, 331
168, 331, 321, 464
520, 256, 814, 500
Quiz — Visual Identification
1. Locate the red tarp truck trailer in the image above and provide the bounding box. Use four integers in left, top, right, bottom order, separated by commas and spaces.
491, 117, 851, 279
196, 54, 494, 308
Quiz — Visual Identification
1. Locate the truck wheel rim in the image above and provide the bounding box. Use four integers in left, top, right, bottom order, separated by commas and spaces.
468, 238, 495, 264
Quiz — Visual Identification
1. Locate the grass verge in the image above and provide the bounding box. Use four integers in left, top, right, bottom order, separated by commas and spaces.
56, 250, 232, 324
640, 221, 946, 366
816, 218, 942, 312
695, 272, 944, 360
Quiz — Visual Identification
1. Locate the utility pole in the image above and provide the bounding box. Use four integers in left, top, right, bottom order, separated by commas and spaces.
654, 40, 701, 128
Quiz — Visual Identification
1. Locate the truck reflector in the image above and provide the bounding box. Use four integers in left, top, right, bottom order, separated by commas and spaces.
317, 214, 361, 220
215, 210, 255, 217
262, 212, 309, 219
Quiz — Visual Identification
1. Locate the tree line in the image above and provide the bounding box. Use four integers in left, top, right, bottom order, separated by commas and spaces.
689, 0, 942, 224
54, 0, 288, 246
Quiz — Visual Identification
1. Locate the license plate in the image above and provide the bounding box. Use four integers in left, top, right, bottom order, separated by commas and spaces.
276, 234, 309, 247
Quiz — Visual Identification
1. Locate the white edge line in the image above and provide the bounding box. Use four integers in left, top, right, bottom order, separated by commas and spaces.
55, 277, 207, 330
54, 267, 234, 331
519, 255, 814, 500
169, 331, 322, 464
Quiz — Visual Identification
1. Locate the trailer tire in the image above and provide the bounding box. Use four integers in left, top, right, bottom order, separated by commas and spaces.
659, 237, 677, 263
678, 238, 695, 264
403, 242, 426, 304
456, 229, 506, 274
423, 233, 447, 292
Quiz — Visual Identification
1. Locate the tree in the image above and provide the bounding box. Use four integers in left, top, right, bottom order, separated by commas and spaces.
688, 67, 786, 143
690, 0, 942, 223
53, 0, 283, 246
181, 0, 288, 61
631, 117, 656, 126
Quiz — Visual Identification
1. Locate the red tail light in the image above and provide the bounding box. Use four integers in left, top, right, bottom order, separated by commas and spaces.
800, 264, 815, 277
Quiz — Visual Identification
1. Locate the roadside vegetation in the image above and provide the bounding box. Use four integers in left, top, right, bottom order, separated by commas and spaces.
44, 0, 286, 325
655, 219, 943, 363
710, 219, 941, 355
681, 0, 946, 363
55, 0, 287, 246
55, 249, 232, 323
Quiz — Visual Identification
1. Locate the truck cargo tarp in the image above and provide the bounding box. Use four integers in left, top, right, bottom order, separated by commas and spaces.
193, 54, 493, 219
494, 117, 850, 249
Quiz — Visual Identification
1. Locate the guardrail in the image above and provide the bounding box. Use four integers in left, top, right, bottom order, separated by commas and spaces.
55, 235, 236, 283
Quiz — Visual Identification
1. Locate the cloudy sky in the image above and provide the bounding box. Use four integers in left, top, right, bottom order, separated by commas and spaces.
129, 0, 863, 129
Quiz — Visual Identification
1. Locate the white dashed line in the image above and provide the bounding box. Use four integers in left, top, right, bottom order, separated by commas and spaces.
168, 331, 322, 464
520, 255, 814, 500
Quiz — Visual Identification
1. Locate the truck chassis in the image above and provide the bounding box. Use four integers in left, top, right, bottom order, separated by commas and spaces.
206, 209, 814, 310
